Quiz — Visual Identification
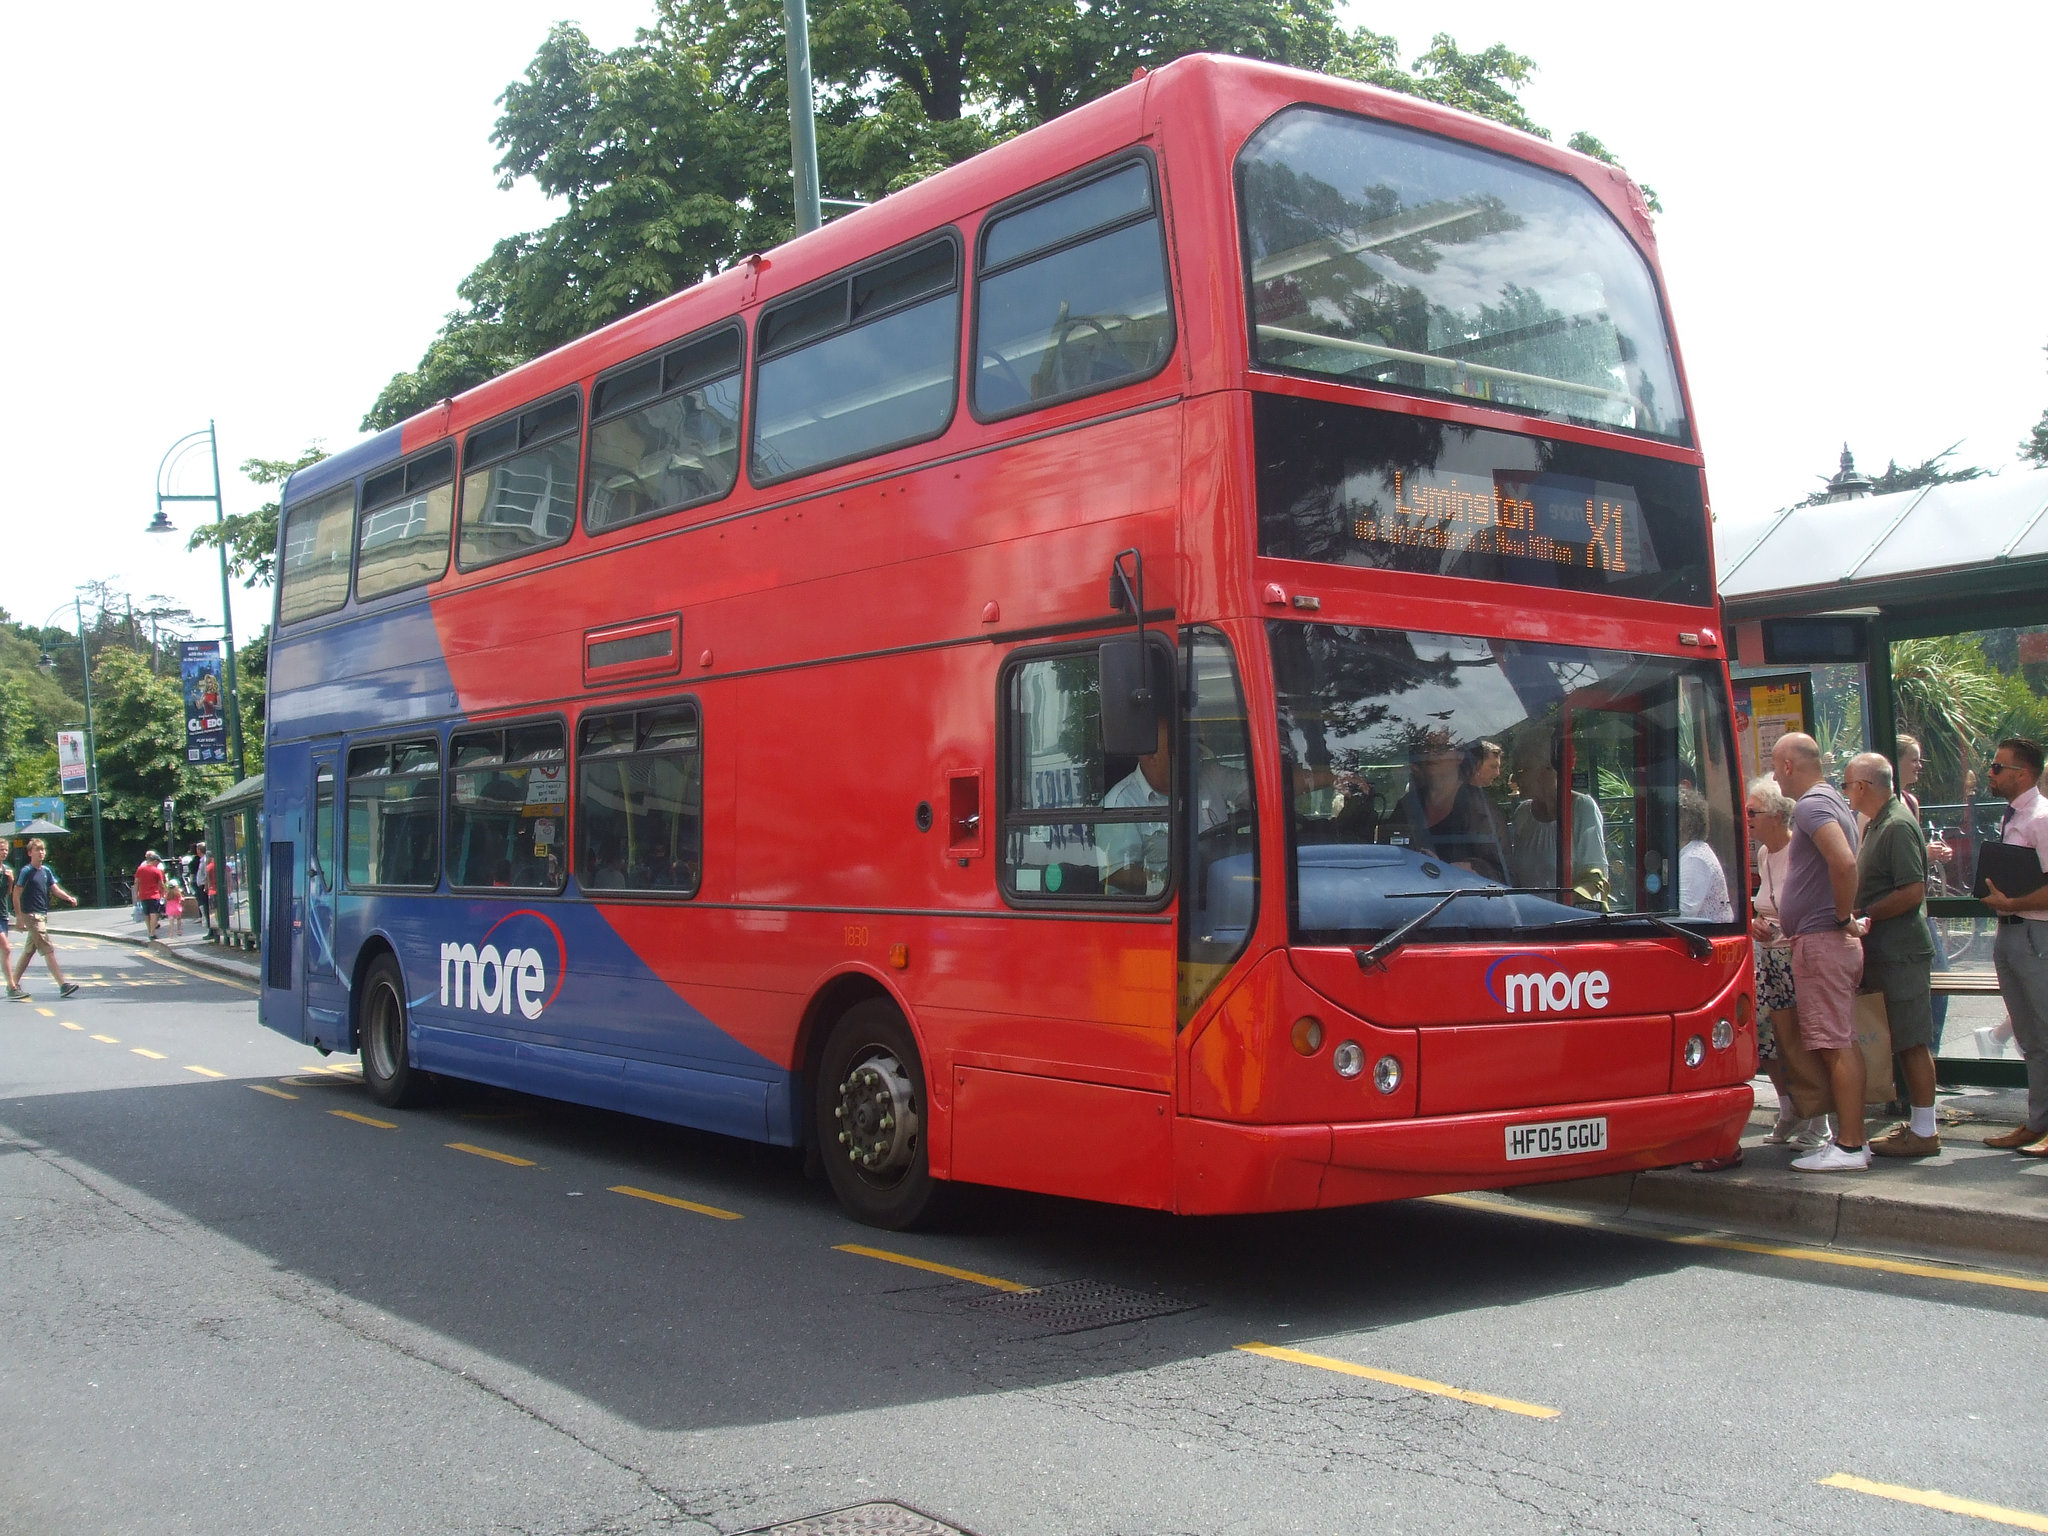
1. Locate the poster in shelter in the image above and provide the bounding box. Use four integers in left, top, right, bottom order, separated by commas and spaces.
1734, 675, 1809, 784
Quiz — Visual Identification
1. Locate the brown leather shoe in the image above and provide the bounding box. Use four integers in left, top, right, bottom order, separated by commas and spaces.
1984, 1125, 2044, 1149
1869, 1124, 1940, 1157
2019, 1135, 2048, 1159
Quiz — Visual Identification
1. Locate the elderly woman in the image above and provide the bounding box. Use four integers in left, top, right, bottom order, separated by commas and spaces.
1748, 775, 1826, 1145
1677, 785, 1733, 921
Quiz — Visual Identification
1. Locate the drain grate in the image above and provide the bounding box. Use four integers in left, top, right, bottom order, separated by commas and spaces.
753, 1501, 973, 1535
965, 1278, 1197, 1334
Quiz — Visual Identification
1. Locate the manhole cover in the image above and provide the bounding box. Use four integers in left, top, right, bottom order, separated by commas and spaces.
753, 1501, 973, 1535
966, 1278, 1197, 1334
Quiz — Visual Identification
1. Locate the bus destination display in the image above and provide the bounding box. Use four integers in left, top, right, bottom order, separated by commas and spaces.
1357, 467, 1651, 574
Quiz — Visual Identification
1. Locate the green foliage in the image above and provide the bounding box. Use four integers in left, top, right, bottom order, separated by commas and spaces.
1566, 131, 1661, 214
2025, 342, 2048, 467
1891, 634, 2026, 801
366, 2, 1659, 430
186, 446, 328, 589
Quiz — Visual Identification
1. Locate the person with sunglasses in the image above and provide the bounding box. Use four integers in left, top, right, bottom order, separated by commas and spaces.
1979, 739, 2048, 1153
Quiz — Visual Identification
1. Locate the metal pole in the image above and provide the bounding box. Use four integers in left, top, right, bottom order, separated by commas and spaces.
207, 421, 247, 782
76, 598, 109, 908
782, 0, 821, 235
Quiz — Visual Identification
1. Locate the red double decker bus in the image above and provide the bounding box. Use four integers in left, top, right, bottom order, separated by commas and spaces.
260, 54, 1753, 1227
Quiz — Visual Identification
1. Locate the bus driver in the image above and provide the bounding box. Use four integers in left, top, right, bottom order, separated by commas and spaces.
1101, 717, 1244, 895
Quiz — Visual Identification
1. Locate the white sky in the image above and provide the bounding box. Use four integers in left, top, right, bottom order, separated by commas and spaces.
4, 1, 2043, 641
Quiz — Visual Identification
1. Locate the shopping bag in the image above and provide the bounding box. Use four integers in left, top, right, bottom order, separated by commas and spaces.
1854, 990, 1897, 1105
1773, 1017, 1835, 1120
130, 899, 144, 924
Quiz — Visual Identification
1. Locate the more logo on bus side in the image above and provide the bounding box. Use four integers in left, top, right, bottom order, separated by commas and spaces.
1484, 953, 1610, 1015
438, 908, 568, 1019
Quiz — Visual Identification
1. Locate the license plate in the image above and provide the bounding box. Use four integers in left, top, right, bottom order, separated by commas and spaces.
1504, 1116, 1608, 1161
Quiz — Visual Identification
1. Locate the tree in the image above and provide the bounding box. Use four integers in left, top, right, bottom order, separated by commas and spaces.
1796, 443, 1990, 508
2025, 342, 2048, 467
186, 447, 329, 589
366, 2, 1657, 429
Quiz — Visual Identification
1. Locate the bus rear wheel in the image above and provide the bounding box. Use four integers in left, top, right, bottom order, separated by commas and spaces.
815, 1000, 945, 1230
360, 953, 431, 1109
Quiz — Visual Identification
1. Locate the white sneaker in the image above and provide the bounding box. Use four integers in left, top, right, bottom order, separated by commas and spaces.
1791, 1117, 1831, 1148
1792, 1141, 1870, 1172
1976, 1027, 2009, 1059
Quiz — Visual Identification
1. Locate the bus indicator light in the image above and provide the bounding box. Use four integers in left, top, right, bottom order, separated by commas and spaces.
1291, 1017, 1324, 1055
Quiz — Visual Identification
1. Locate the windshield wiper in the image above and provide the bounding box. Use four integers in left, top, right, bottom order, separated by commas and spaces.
1353, 886, 1583, 972
1565, 908, 1715, 962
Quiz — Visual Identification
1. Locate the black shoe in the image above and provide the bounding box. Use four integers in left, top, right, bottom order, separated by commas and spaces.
59, 983, 79, 998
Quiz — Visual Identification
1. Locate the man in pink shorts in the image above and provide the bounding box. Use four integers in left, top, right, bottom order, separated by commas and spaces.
1771, 732, 1871, 1170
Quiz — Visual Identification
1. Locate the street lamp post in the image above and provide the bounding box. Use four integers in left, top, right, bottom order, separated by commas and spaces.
149, 421, 246, 783
37, 599, 110, 908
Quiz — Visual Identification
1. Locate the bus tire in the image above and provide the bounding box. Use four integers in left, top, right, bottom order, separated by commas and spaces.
815, 1000, 945, 1230
360, 953, 431, 1109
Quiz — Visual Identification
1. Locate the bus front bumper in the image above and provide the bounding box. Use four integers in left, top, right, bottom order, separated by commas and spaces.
1174, 1084, 1753, 1215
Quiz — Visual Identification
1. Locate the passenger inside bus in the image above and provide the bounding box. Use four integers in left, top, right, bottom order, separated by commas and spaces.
1505, 729, 1609, 892
1390, 726, 1507, 880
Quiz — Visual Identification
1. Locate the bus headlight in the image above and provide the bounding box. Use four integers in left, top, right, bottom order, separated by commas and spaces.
1373, 1055, 1402, 1095
1711, 1018, 1733, 1051
1332, 1041, 1364, 1078
1684, 1034, 1706, 1068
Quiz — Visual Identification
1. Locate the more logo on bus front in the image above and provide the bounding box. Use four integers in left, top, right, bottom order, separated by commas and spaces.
1484, 953, 1610, 1015
437, 909, 568, 1020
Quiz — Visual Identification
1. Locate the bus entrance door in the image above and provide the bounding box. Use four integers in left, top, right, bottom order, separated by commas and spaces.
303, 754, 348, 1051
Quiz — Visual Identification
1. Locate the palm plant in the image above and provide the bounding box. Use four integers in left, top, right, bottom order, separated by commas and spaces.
1891, 636, 2008, 800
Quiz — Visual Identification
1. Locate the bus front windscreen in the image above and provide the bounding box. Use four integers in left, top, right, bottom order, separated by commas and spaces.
1270, 623, 1743, 947
1239, 106, 1687, 444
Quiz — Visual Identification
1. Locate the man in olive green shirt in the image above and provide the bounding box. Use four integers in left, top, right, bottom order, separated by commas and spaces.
1846, 752, 1938, 1156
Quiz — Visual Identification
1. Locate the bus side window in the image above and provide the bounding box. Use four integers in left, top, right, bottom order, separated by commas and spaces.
448, 722, 568, 891
356, 445, 455, 601
999, 644, 1172, 904
345, 738, 442, 889
750, 237, 960, 485
586, 327, 743, 534
459, 392, 582, 570
575, 703, 701, 895
277, 484, 356, 625
973, 158, 1174, 419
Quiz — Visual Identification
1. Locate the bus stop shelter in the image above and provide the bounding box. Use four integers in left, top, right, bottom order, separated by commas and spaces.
1716, 467, 2048, 1086
203, 773, 264, 951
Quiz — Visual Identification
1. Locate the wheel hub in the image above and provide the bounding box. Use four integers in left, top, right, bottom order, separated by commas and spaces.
833, 1053, 918, 1176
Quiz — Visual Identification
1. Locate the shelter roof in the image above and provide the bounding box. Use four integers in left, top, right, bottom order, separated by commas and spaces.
1716, 469, 2048, 614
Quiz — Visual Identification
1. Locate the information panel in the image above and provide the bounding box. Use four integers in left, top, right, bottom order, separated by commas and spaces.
1254, 393, 1710, 605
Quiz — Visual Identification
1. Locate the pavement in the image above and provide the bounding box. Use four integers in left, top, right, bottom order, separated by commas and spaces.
39, 904, 2048, 1278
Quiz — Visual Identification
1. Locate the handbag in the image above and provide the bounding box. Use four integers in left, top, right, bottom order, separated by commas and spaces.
1773, 1015, 1835, 1120
1854, 989, 1897, 1105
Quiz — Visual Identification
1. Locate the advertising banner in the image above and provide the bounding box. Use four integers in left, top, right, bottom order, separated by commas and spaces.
181, 640, 228, 766
1733, 674, 1813, 785
12, 796, 64, 828
57, 731, 89, 794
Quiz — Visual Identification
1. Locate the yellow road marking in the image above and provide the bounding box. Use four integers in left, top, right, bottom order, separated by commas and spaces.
131, 1048, 167, 1060
610, 1184, 743, 1220
128, 946, 259, 994
301, 1062, 360, 1077
834, 1242, 1033, 1291
1821, 1473, 2048, 1530
330, 1110, 397, 1129
449, 1141, 536, 1167
35, 1008, 53, 1017
59, 1022, 83, 1031
1426, 1193, 2048, 1296
249, 1084, 298, 1100
90, 1034, 120, 1044
1237, 1342, 1560, 1420
184, 1065, 225, 1079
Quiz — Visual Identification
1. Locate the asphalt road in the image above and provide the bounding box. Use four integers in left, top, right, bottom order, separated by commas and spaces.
5, 938, 2047, 1535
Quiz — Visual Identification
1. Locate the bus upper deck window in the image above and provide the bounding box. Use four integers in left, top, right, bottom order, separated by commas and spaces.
459, 392, 583, 570
355, 444, 454, 602
974, 160, 1174, 419
586, 327, 743, 535
277, 484, 355, 625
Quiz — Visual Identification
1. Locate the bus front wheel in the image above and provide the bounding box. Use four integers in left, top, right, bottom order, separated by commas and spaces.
815, 1000, 944, 1230
360, 953, 431, 1109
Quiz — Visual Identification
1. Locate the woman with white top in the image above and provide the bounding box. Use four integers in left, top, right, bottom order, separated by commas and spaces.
1676, 785, 1733, 921
1748, 775, 1826, 1146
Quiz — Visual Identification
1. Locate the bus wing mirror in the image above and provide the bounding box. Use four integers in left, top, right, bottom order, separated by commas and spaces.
1099, 639, 1165, 757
